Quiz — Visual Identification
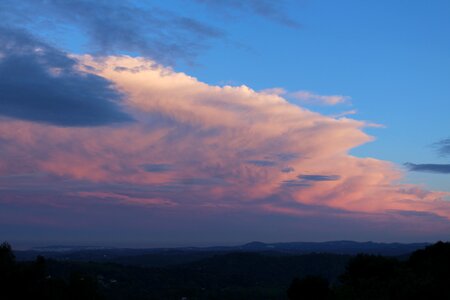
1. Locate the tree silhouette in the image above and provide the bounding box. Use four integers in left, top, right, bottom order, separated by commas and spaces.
0, 242, 15, 268
0, 242, 16, 299
334, 242, 450, 300
287, 276, 331, 300
0, 241, 102, 300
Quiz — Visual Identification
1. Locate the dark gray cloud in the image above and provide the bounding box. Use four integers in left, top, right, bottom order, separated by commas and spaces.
178, 177, 227, 186
194, 0, 300, 28
298, 174, 341, 181
405, 163, 450, 174
282, 180, 311, 188
391, 209, 448, 221
275, 153, 298, 161
142, 164, 173, 173
0, 0, 224, 64
281, 167, 295, 173
246, 160, 277, 167
434, 138, 450, 157
0, 27, 132, 126
403, 138, 450, 175
281, 174, 341, 188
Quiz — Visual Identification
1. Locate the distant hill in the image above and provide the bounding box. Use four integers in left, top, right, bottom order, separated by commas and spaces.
237, 240, 429, 256
14, 241, 429, 267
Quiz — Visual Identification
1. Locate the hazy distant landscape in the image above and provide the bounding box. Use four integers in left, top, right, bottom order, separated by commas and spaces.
2, 240, 449, 299
15, 240, 429, 263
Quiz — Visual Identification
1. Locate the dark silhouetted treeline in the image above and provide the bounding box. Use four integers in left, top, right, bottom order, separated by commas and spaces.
0, 242, 102, 300
287, 241, 450, 300
2, 241, 449, 299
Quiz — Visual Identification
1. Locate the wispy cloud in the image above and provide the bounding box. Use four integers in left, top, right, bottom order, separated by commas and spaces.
281, 167, 295, 173
290, 91, 350, 106
246, 160, 277, 167
298, 174, 341, 181
142, 164, 173, 173
260, 88, 350, 106
434, 138, 450, 157
75, 191, 177, 207
282, 180, 311, 188
405, 163, 450, 174
0, 0, 224, 64
260, 87, 286, 96
193, 0, 300, 28
331, 110, 358, 118
404, 138, 450, 175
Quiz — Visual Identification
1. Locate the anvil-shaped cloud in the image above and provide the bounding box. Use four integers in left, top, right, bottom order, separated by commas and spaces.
1, 55, 450, 242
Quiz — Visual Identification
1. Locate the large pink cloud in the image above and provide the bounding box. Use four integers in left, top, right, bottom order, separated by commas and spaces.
1, 55, 449, 228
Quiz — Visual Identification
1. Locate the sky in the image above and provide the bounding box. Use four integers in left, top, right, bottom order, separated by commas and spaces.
0, 0, 449, 248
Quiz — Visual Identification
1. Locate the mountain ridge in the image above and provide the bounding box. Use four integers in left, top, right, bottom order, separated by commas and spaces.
14, 240, 430, 263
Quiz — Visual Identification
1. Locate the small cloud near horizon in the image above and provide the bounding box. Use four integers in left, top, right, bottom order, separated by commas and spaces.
434, 138, 450, 157
405, 163, 450, 174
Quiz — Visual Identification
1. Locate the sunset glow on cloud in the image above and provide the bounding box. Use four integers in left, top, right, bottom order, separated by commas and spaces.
1, 0, 450, 247
1, 53, 449, 244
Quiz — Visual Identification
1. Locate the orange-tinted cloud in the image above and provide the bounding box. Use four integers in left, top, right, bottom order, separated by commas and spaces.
1, 55, 449, 226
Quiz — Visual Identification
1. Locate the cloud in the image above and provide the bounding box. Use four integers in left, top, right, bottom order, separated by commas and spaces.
261, 88, 350, 106
405, 163, 450, 174
0, 55, 449, 234
298, 174, 341, 181
282, 180, 311, 188
281, 167, 295, 173
281, 174, 341, 189
75, 191, 177, 207
142, 164, 173, 173
0, 0, 224, 64
290, 91, 350, 106
434, 138, 450, 157
178, 177, 227, 186
331, 110, 358, 118
260, 87, 286, 96
275, 153, 298, 161
403, 138, 450, 175
193, 0, 300, 28
0, 27, 132, 126
246, 160, 277, 167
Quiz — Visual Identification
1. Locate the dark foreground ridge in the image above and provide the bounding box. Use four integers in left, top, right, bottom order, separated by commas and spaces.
1, 241, 449, 299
